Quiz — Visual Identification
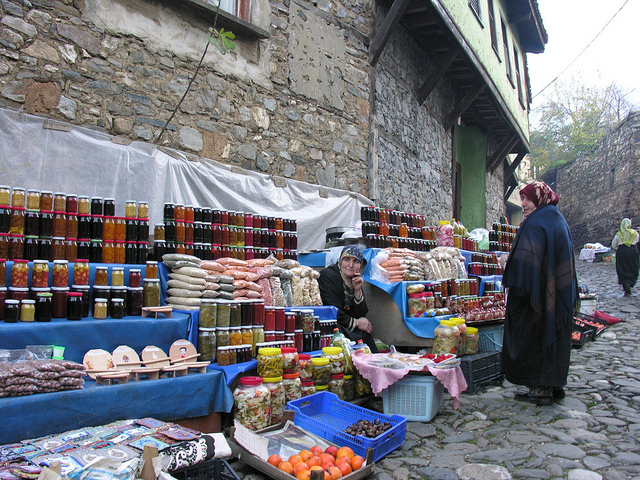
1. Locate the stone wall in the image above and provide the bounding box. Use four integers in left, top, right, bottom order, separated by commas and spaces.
550, 111, 640, 248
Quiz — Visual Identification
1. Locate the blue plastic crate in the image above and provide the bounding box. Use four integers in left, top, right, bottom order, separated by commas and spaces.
286, 391, 406, 462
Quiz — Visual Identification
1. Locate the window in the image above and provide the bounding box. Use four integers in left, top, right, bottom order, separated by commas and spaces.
469, 0, 481, 21
501, 19, 513, 83
513, 46, 525, 107
488, 0, 498, 55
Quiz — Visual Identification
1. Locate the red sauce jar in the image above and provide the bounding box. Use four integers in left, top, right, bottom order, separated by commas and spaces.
264, 306, 276, 330
128, 268, 142, 288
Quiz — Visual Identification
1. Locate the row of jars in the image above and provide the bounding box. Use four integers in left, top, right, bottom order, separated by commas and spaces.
488, 240, 513, 253
360, 206, 427, 228
0, 207, 149, 242
433, 318, 479, 356
0, 234, 150, 264
467, 262, 503, 276
257, 346, 347, 380
364, 234, 437, 251
0, 186, 149, 218
150, 240, 298, 262
163, 203, 297, 232
491, 222, 518, 235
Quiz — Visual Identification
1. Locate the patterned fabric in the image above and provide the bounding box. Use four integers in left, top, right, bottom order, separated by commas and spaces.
163, 434, 215, 472
617, 218, 638, 247
338, 245, 364, 310
503, 204, 578, 353
520, 181, 559, 208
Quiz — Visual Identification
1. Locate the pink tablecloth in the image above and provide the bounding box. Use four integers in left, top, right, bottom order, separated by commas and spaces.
351, 351, 467, 409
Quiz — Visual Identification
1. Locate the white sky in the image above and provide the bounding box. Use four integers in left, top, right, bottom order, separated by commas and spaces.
527, 0, 640, 120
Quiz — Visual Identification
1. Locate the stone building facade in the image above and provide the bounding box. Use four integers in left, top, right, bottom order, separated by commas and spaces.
0, 0, 542, 229
543, 111, 640, 249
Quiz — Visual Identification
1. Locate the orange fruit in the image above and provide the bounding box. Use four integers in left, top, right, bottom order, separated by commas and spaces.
310, 446, 323, 457
305, 455, 321, 468
336, 447, 354, 459
289, 454, 303, 467
351, 455, 365, 471
336, 461, 352, 476
267, 454, 282, 467
295, 470, 311, 480
326, 465, 343, 479
309, 465, 325, 472
299, 450, 313, 462
324, 446, 338, 458
293, 462, 310, 475
319, 453, 335, 465
335, 455, 351, 465
278, 461, 293, 475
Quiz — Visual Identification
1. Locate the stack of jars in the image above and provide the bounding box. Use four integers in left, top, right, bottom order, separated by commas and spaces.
360, 206, 435, 251
489, 222, 518, 252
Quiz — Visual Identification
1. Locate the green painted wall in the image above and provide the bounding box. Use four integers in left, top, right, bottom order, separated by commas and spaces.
456, 123, 487, 230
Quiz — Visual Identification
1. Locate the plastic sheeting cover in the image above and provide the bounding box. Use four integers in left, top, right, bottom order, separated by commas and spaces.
0, 108, 373, 251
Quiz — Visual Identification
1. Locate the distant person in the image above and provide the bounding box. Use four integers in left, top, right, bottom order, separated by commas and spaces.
318, 245, 378, 353
611, 218, 639, 296
502, 181, 578, 405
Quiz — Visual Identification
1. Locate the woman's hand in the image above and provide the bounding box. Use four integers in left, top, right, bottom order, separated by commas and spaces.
352, 272, 364, 294
355, 317, 372, 334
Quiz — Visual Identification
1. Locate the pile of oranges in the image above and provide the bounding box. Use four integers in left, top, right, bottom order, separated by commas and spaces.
267, 445, 365, 479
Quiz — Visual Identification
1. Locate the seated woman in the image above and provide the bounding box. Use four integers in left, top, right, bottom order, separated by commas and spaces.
318, 245, 379, 353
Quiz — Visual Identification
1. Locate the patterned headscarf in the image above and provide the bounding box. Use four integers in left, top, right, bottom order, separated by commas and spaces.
520, 181, 559, 208
338, 245, 364, 309
617, 218, 638, 247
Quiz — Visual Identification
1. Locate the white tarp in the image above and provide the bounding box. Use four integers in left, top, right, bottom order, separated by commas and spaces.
0, 108, 372, 251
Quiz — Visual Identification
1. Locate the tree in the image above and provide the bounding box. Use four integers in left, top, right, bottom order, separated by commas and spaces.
529, 79, 636, 174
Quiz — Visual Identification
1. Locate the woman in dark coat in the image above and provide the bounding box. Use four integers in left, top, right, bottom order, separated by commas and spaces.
611, 218, 639, 296
502, 181, 578, 405
318, 245, 378, 353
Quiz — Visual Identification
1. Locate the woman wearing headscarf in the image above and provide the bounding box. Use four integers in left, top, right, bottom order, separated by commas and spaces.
318, 245, 378, 353
611, 218, 639, 296
502, 181, 578, 405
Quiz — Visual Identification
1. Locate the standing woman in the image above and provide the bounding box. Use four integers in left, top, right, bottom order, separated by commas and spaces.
502, 181, 578, 405
611, 218, 639, 296
318, 245, 378, 353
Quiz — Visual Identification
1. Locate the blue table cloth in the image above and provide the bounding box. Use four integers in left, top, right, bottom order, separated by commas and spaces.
0, 369, 234, 445
0, 314, 191, 364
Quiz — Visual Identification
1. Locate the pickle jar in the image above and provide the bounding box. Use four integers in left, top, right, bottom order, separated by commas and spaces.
93, 297, 108, 319
329, 373, 345, 400
232, 376, 270, 431
229, 326, 242, 346
31, 259, 50, 288
263, 376, 285, 426
283, 372, 302, 403
257, 347, 283, 378
20, 299, 36, 322
216, 327, 230, 349
216, 300, 230, 328
311, 357, 330, 388
111, 297, 125, 319
297, 353, 313, 381
301, 309, 315, 332
51, 260, 69, 288
199, 299, 217, 328
301, 379, 316, 397
433, 320, 459, 355
229, 302, 241, 327
321, 346, 345, 374
142, 278, 160, 307
465, 327, 479, 355
343, 374, 355, 401
252, 325, 264, 356
281, 346, 299, 374
197, 327, 217, 362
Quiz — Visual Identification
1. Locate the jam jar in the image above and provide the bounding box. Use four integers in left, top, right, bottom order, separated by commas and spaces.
66, 291, 83, 320
20, 298, 36, 322
232, 376, 270, 431
51, 286, 69, 318
36, 292, 52, 322
145, 260, 158, 279
127, 286, 143, 316
4, 299, 20, 323
111, 267, 124, 287
9, 207, 25, 235
111, 297, 125, 319
11, 188, 26, 208
93, 297, 108, 319
94, 266, 108, 286
0, 186, 11, 206
77, 196, 90, 215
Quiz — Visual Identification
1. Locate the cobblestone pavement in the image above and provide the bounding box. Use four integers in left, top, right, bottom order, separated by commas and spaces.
231, 256, 640, 480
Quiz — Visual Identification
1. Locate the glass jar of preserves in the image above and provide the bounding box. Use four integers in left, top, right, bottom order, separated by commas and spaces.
51, 286, 69, 318
11, 188, 25, 208
199, 300, 217, 328
125, 201, 137, 219
322, 346, 345, 374
4, 299, 20, 322
51, 192, 65, 212
94, 266, 108, 286
154, 223, 165, 241
89, 240, 102, 263
31, 259, 49, 288
311, 357, 331, 388
24, 210, 39, 237
36, 292, 52, 322
92, 285, 111, 317
0, 186, 11, 206
111, 267, 124, 286
51, 211, 65, 238
329, 373, 345, 400
65, 213, 78, 239
175, 221, 186, 243
77, 214, 90, 239
142, 278, 160, 307
283, 372, 302, 403
52, 259, 69, 288
38, 237, 52, 262
25, 190, 40, 211
90, 197, 103, 216
102, 198, 115, 217
301, 309, 315, 333
124, 241, 136, 264
216, 345, 230, 365
71, 284, 90, 318
65, 194, 77, 214
8, 286, 28, 302
216, 301, 230, 327
129, 269, 141, 287
20, 298, 36, 322
197, 327, 217, 362
10, 207, 25, 235
0, 258, 5, 284
216, 327, 230, 349
281, 346, 299, 374
67, 291, 83, 320
64, 238, 77, 262
110, 297, 125, 319
229, 302, 241, 327
127, 286, 143, 316
301, 379, 316, 397
114, 217, 126, 242
241, 326, 253, 345
257, 347, 283, 378
145, 260, 158, 279
138, 219, 149, 241
103, 216, 115, 241
93, 297, 108, 319
263, 376, 285, 426
233, 376, 270, 431
433, 320, 459, 355
0, 233, 8, 259
343, 374, 355, 401
102, 240, 114, 263
252, 325, 264, 356
229, 326, 242, 346
264, 306, 275, 330
23, 235, 38, 261
77, 196, 90, 215
0, 208, 9, 234
137, 201, 149, 219
91, 215, 103, 240
465, 327, 479, 355
114, 241, 125, 263
51, 236, 65, 261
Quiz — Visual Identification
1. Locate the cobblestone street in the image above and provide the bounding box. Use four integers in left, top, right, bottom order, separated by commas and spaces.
232, 256, 640, 480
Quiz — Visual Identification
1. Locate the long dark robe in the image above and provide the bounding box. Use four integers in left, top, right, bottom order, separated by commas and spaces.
501, 205, 578, 388
318, 263, 378, 353
615, 243, 639, 288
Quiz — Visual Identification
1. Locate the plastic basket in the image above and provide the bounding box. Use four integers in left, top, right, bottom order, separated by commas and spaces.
169, 458, 240, 480
460, 351, 503, 393
477, 324, 504, 352
382, 374, 444, 422
286, 391, 407, 462
573, 312, 607, 335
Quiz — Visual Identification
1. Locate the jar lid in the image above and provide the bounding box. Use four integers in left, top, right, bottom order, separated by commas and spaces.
90, 196, 102, 200
93, 285, 111, 289
283, 372, 299, 379
128, 287, 144, 291
301, 379, 314, 385
216, 327, 229, 331
71, 285, 90, 290
112, 298, 124, 303
239, 376, 263, 386
311, 357, 330, 366
262, 376, 283, 383
144, 278, 160, 283
130, 269, 141, 272
77, 195, 89, 199
94, 297, 109, 302
51, 286, 70, 291
343, 374, 353, 379
13, 259, 29, 263
112, 267, 124, 271
67, 292, 83, 297
199, 327, 216, 331
201, 298, 217, 303
315, 384, 328, 390
258, 347, 281, 356
466, 327, 478, 335
33, 259, 48, 264
53, 259, 68, 264
21, 299, 35, 304
330, 373, 343, 379
298, 353, 311, 360
146, 260, 158, 265
280, 347, 297, 354
322, 346, 342, 355
36, 292, 53, 298
8, 287, 29, 292
5, 299, 20, 304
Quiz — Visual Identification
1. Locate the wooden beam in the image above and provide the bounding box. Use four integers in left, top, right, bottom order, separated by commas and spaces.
417, 46, 459, 105
486, 133, 518, 172
504, 182, 516, 201
444, 83, 485, 130
368, 0, 413, 66
504, 151, 526, 183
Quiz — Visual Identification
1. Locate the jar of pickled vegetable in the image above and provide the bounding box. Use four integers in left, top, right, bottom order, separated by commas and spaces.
9, 207, 25, 235
31, 259, 49, 288
233, 376, 270, 431
301, 309, 315, 333
311, 357, 330, 388
51, 260, 69, 288
93, 297, 108, 319
465, 327, 479, 355
433, 320, 459, 355
329, 373, 345, 400
251, 325, 264, 356
216, 327, 230, 349
257, 347, 283, 378
263, 376, 285, 425
142, 278, 160, 307
20, 298, 35, 322
229, 326, 242, 346
281, 346, 299, 374
343, 374, 355, 401
199, 299, 217, 328
283, 372, 302, 402
197, 327, 217, 362
301, 379, 315, 397
322, 346, 344, 374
